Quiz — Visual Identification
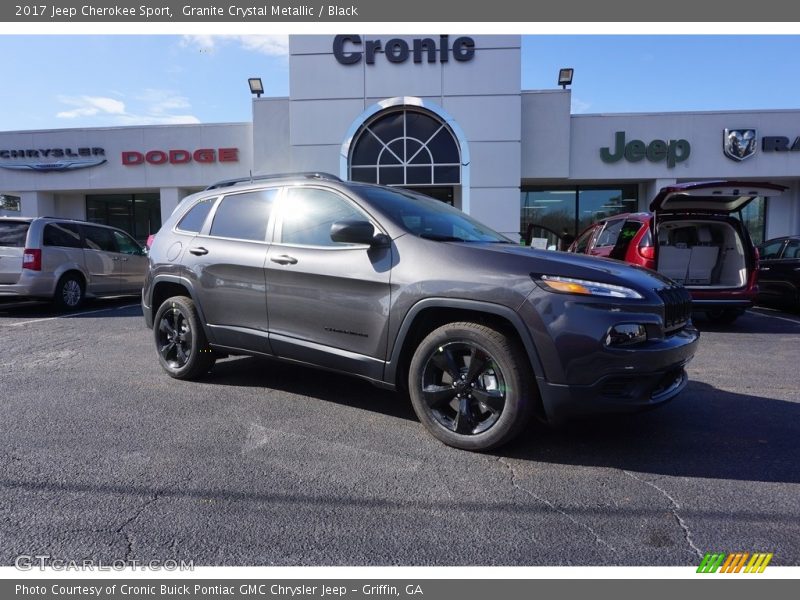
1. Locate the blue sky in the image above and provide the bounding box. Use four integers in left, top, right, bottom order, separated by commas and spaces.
1, 35, 799, 131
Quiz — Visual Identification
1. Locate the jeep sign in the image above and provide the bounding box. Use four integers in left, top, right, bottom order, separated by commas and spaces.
600, 131, 690, 168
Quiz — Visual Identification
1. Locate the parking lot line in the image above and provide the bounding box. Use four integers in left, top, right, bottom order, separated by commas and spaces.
6, 303, 139, 327
749, 308, 800, 327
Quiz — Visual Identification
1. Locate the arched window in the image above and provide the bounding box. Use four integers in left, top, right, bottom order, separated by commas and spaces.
349, 108, 461, 187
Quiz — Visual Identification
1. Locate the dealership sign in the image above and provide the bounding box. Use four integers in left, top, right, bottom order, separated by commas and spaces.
122, 148, 239, 166
333, 35, 475, 65
723, 128, 800, 161
600, 131, 691, 168
0, 146, 106, 172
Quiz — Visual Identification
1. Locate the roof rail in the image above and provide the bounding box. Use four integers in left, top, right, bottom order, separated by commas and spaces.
204, 172, 342, 191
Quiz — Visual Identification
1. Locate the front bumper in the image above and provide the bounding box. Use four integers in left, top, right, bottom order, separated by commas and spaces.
537, 361, 691, 424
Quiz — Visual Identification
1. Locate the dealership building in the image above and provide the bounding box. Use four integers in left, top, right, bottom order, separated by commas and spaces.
2, 34, 800, 246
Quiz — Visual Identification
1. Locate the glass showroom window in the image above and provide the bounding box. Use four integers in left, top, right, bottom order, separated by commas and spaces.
349, 109, 461, 187
86, 193, 161, 243
520, 185, 638, 242
737, 196, 766, 246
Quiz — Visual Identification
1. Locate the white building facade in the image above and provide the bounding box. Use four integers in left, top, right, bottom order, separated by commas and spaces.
2, 34, 799, 246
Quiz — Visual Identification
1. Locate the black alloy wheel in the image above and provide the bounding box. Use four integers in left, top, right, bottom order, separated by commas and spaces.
408, 322, 535, 451
421, 341, 506, 435
153, 295, 215, 379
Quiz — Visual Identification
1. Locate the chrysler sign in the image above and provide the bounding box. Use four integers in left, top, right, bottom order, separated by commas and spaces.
0, 146, 106, 172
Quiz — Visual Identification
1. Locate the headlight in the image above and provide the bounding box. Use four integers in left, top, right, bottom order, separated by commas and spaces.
536, 275, 643, 299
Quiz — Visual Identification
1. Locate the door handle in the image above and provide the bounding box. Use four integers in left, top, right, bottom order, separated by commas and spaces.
270, 255, 298, 265
120, 257, 129, 262
189, 247, 209, 256
760, 267, 770, 271
111, 257, 119, 261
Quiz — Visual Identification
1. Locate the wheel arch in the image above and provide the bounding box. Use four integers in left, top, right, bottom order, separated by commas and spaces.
385, 298, 546, 391
149, 275, 211, 337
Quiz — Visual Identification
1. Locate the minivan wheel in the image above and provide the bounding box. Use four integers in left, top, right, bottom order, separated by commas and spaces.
408, 322, 535, 451
706, 308, 742, 325
154, 295, 216, 380
53, 274, 84, 311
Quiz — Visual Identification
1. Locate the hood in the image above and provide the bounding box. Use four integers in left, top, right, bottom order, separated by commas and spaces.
649, 180, 787, 215
459, 242, 676, 292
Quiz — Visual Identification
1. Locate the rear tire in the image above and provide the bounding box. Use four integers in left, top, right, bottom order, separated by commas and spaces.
408, 321, 536, 451
53, 273, 84, 311
153, 295, 216, 380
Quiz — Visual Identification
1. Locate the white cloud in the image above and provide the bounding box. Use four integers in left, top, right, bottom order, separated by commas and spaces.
180, 35, 289, 57
56, 95, 126, 119
55, 90, 200, 126
571, 97, 592, 114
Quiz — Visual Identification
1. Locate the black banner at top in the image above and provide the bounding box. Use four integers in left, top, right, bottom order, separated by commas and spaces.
3, 0, 800, 22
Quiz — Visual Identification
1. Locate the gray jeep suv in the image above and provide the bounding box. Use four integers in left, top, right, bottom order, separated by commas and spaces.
142, 173, 699, 451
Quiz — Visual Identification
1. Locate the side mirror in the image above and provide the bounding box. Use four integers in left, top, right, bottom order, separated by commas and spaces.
330, 220, 387, 246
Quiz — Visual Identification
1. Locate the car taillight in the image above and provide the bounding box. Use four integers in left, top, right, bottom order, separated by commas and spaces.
22, 248, 42, 271
637, 244, 655, 260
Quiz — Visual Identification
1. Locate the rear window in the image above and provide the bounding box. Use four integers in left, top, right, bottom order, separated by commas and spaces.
0, 221, 30, 247
177, 197, 215, 233
43, 223, 82, 249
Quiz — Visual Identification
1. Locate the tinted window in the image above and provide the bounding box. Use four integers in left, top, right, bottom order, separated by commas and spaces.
759, 240, 785, 260
281, 188, 370, 247
609, 221, 645, 260
210, 189, 276, 242
0, 222, 30, 247
177, 197, 215, 233
595, 219, 625, 248
83, 226, 117, 252
43, 223, 82, 249
783, 240, 800, 259
113, 230, 143, 255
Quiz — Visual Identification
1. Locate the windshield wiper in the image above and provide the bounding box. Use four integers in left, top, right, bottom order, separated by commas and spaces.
419, 233, 467, 242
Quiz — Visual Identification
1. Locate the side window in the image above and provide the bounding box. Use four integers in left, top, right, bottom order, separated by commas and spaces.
595, 219, 625, 248
83, 226, 118, 252
43, 223, 82, 249
783, 240, 800, 259
176, 197, 216, 233
280, 187, 370, 247
113, 231, 143, 255
759, 240, 785, 260
209, 189, 277, 242
609, 221, 644, 260
573, 226, 597, 254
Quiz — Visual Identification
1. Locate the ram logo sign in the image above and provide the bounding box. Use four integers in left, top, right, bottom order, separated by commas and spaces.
723, 128, 758, 161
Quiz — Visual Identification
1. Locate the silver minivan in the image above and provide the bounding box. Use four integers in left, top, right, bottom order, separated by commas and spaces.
0, 217, 148, 309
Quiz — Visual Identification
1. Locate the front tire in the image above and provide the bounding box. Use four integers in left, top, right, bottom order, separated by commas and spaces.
53, 273, 84, 311
408, 322, 536, 451
153, 295, 216, 379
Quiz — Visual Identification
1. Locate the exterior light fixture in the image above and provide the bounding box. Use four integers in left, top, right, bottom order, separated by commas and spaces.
248, 78, 264, 98
558, 68, 574, 89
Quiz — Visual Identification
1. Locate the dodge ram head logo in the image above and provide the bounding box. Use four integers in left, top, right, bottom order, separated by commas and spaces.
723, 129, 757, 161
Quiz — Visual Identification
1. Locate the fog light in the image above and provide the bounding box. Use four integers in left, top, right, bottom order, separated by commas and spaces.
605, 324, 647, 347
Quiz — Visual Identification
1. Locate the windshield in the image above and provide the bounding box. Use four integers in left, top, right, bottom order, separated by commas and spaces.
358, 186, 511, 243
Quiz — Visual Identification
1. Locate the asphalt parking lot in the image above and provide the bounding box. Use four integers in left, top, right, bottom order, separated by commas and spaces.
1, 298, 798, 566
